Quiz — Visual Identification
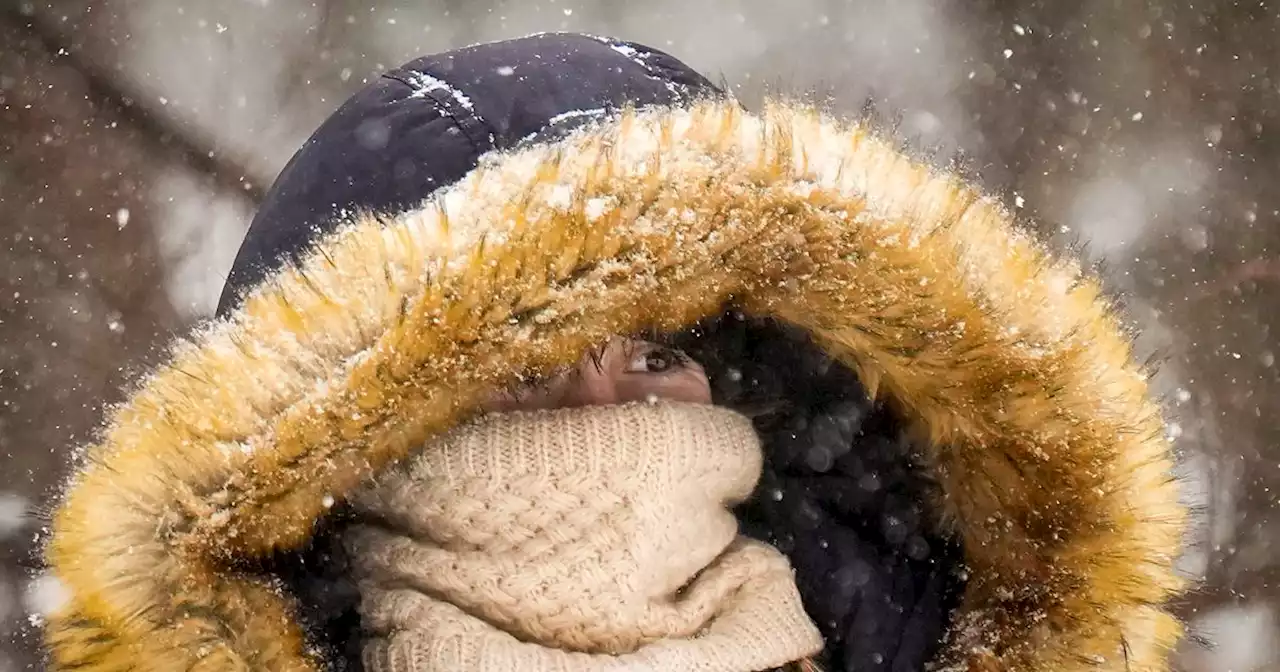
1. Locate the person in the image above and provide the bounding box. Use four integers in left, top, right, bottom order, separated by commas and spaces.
40, 33, 1188, 672
341, 336, 824, 671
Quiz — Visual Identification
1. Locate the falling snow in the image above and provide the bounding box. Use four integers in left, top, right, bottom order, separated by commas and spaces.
4, 2, 1280, 670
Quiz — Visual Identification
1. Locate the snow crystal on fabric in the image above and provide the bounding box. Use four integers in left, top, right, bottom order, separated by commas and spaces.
402, 71, 476, 112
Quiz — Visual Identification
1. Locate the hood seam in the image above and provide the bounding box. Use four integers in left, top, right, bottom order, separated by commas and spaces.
382, 70, 494, 156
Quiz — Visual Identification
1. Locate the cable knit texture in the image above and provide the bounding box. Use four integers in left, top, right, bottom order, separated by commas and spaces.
344, 401, 824, 672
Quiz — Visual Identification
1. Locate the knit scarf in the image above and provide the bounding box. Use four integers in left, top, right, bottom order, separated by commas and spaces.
344, 401, 823, 672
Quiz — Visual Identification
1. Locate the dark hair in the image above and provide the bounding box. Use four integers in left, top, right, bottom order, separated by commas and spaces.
274, 312, 966, 671
670, 313, 966, 672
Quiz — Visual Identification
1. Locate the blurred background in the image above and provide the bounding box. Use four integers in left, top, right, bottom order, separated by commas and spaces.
1, 0, 1277, 669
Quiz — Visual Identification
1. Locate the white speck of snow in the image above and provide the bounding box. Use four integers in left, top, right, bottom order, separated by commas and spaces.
547, 107, 606, 127
1013, 24, 1026, 36
1045, 272, 1073, 298
495, 65, 515, 76
322, 494, 335, 509
0, 494, 28, 540
116, 207, 130, 229
1175, 388, 1192, 404
609, 43, 652, 68
1131, 111, 1144, 121
562, 8, 573, 16
1014, 194, 1026, 208
584, 197, 614, 222
546, 184, 574, 210
403, 71, 475, 112
1003, 48, 1014, 59
23, 575, 71, 624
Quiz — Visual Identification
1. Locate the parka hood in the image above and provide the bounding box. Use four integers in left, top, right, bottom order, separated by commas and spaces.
45, 35, 1186, 672
216, 32, 725, 312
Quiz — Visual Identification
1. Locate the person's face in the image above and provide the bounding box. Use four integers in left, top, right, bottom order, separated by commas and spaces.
484, 337, 711, 412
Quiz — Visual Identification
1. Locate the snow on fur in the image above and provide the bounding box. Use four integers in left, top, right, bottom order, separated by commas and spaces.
45, 100, 1186, 672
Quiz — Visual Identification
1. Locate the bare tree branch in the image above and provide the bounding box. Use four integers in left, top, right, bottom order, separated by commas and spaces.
1, 4, 269, 205
1192, 258, 1280, 302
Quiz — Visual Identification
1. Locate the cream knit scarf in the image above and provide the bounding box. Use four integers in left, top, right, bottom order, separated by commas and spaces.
344, 401, 823, 672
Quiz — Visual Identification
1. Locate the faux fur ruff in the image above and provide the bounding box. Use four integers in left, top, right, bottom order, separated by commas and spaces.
44, 100, 1186, 671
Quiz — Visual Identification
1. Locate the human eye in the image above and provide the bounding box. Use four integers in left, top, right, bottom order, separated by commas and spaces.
624, 343, 690, 374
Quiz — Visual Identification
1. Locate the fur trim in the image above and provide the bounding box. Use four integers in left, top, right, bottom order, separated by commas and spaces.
44, 100, 1187, 671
